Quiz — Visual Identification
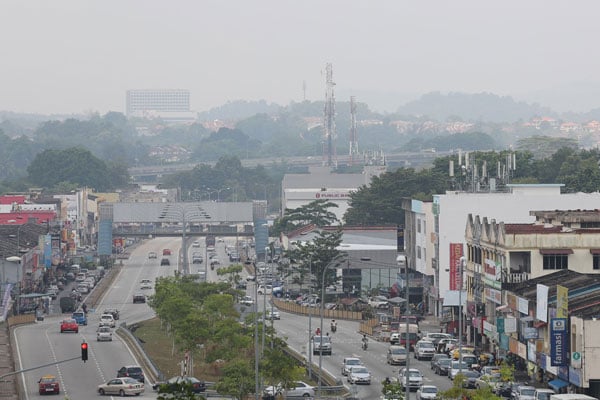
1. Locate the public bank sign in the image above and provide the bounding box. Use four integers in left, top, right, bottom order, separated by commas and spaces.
550, 318, 568, 366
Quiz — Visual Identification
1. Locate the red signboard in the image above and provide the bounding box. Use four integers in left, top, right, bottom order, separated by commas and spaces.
449, 243, 463, 290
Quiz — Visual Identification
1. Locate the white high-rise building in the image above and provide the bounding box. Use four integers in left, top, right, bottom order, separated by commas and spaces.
126, 89, 194, 122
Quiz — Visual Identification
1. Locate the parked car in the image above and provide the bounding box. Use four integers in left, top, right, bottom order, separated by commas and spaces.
416, 385, 438, 400
38, 375, 60, 395
117, 365, 145, 383
387, 345, 408, 365
98, 378, 144, 396
97, 326, 113, 341
341, 357, 363, 376
60, 318, 79, 333
347, 366, 371, 385
152, 376, 206, 393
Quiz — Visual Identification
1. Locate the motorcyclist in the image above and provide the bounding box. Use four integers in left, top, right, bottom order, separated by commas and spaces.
361, 334, 368, 350
331, 319, 337, 333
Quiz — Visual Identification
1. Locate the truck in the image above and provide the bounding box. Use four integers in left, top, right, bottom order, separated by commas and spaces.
550, 395, 598, 400
59, 297, 76, 313
206, 235, 216, 248
390, 323, 420, 350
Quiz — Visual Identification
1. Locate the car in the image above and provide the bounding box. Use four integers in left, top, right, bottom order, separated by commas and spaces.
311, 335, 332, 355
387, 345, 408, 365
431, 353, 450, 370
399, 368, 424, 391
341, 357, 363, 376
516, 385, 537, 400
415, 340, 436, 360
97, 326, 113, 341
153, 376, 206, 393
246, 275, 256, 281
140, 279, 152, 290
263, 381, 315, 398
451, 346, 476, 359
448, 360, 470, 380
347, 366, 371, 385
434, 358, 452, 376
148, 251, 157, 259
236, 281, 247, 290
423, 332, 452, 345
162, 249, 172, 256
533, 388, 556, 400
60, 318, 79, 333
160, 258, 170, 266
240, 296, 254, 306
76, 284, 89, 294
416, 384, 438, 400
265, 309, 280, 320
133, 293, 146, 304
475, 372, 503, 391
98, 377, 144, 396
258, 285, 272, 295
459, 370, 481, 389
38, 375, 60, 395
192, 240, 200, 247
99, 313, 116, 328
117, 365, 145, 383
103, 308, 120, 320
72, 311, 87, 325
229, 252, 241, 262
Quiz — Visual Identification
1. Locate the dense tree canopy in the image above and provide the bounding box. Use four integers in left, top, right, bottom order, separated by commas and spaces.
26, 147, 129, 191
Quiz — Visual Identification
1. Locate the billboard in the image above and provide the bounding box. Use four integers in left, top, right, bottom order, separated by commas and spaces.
556, 285, 569, 319
550, 318, 568, 366
449, 243, 463, 291
536, 284, 549, 323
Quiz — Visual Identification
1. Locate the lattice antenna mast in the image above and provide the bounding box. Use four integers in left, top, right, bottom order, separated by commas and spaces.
323, 63, 337, 167
349, 96, 359, 165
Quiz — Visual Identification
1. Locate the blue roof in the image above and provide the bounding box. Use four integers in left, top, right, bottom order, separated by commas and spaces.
548, 379, 568, 391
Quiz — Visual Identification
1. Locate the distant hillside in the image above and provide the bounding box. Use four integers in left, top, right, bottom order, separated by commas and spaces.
396, 92, 556, 123
197, 99, 282, 121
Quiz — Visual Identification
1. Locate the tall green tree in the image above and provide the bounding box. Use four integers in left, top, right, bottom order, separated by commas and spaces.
272, 199, 339, 235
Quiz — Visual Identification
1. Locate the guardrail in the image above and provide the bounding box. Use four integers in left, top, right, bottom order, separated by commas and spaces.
116, 324, 161, 384
272, 299, 362, 321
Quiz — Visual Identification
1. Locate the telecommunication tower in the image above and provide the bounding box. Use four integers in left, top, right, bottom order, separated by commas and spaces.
323, 63, 337, 167
349, 96, 359, 165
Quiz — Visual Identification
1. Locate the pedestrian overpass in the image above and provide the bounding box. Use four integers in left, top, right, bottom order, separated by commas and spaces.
97, 201, 268, 256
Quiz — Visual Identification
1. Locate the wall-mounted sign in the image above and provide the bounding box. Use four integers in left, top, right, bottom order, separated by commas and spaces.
550, 318, 568, 366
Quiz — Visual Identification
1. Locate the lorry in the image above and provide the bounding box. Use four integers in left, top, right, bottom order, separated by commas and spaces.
550, 395, 598, 400
59, 297, 76, 313
390, 323, 420, 350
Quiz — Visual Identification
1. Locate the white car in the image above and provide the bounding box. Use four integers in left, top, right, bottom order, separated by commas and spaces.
516, 386, 536, 400
140, 279, 152, 290
257, 285, 272, 295
347, 366, 371, 385
341, 357, 363, 376
399, 368, 424, 391
416, 385, 439, 400
263, 381, 315, 398
99, 314, 116, 328
240, 296, 254, 306
449, 360, 470, 380
415, 340, 436, 360
265, 310, 280, 320
97, 326, 113, 341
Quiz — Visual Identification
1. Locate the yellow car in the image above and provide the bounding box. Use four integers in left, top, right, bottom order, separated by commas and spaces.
451, 346, 475, 359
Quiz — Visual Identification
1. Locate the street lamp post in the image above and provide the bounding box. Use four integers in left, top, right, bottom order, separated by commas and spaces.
254, 278, 260, 400
318, 262, 336, 397
262, 247, 268, 355
402, 254, 411, 400
458, 256, 466, 375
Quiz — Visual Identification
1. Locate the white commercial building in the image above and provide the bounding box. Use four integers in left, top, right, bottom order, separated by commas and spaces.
426, 184, 600, 316
281, 166, 385, 223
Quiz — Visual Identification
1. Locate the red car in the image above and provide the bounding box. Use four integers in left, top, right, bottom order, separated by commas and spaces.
60, 318, 79, 333
38, 375, 60, 395
162, 249, 172, 256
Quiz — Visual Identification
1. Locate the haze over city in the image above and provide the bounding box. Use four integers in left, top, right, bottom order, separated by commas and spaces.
2, 0, 600, 115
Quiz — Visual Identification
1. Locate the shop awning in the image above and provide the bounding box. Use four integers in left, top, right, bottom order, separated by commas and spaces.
590, 249, 600, 255
548, 379, 568, 391
539, 249, 573, 255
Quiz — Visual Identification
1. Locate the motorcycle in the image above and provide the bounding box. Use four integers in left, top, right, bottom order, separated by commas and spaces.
362, 341, 368, 351
331, 324, 337, 333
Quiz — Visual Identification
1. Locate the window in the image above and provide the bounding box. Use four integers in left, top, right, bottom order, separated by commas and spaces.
594, 254, 600, 270
543, 254, 568, 270
417, 219, 421, 233
417, 246, 422, 259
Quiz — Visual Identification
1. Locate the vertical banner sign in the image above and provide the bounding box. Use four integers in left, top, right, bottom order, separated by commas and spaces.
44, 234, 52, 268
536, 284, 549, 323
550, 318, 568, 366
556, 285, 569, 319
397, 226, 405, 252
449, 243, 463, 291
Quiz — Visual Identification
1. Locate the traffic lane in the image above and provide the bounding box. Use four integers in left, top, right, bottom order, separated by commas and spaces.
274, 309, 454, 399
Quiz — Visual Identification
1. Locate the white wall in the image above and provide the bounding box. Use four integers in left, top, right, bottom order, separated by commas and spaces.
435, 186, 600, 302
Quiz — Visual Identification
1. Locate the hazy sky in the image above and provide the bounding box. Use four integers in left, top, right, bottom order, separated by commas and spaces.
2, 1, 600, 115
